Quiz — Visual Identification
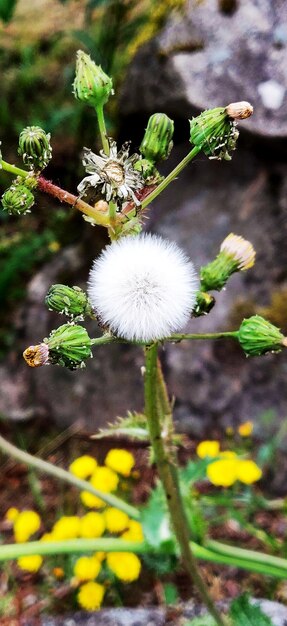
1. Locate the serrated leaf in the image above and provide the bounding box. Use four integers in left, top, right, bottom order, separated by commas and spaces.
230, 594, 274, 626
0, 0, 18, 22
92, 411, 149, 441
141, 483, 176, 551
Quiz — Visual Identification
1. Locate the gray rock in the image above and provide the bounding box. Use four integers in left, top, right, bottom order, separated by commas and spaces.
121, 0, 287, 139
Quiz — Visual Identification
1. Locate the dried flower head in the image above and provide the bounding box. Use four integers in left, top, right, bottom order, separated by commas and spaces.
23, 343, 49, 367
88, 234, 198, 342
78, 139, 144, 206
225, 101, 253, 120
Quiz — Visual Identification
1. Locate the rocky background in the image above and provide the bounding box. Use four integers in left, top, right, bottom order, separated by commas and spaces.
1, 0, 287, 438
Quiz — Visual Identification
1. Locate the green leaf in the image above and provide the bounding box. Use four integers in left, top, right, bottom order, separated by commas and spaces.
180, 459, 210, 486
92, 411, 149, 441
230, 594, 274, 626
163, 582, 179, 605
0, 0, 18, 22
141, 484, 176, 551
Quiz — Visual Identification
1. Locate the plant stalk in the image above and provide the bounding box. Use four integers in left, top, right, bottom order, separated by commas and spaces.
144, 343, 226, 626
95, 105, 110, 155
0, 435, 139, 520
140, 145, 201, 210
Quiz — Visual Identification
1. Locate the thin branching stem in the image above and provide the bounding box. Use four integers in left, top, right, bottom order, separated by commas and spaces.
0, 435, 139, 520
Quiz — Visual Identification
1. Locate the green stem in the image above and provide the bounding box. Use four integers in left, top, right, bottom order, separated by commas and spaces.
0, 539, 150, 561
1, 159, 28, 178
0, 435, 139, 520
95, 105, 109, 155
90, 334, 118, 347
207, 539, 287, 573
192, 542, 287, 580
167, 331, 239, 342
144, 343, 226, 626
140, 146, 201, 210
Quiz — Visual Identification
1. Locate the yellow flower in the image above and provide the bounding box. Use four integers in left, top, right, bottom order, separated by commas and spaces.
52, 516, 81, 540
17, 555, 43, 572
77, 581, 105, 611
94, 551, 106, 562
69, 455, 97, 480
207, 459, 238, 487
236, 460, 262, 484
81, 466, 119, 509
48, 240, 61, 253
80, 491, 105, 509
238, 421, 254, 437
5, 507, 19, 522
219, 451, 237, 459
74, 556, 101, 582
40, 532, 54, 542
105, 508, 129, 534
225, 426, 234, 436
80, 512, 105, 538
106, 552, 141, 582
121, 520, 144, 542
14, 511, 41, 543
196, 441, 220, 459
105, 449, 135, 477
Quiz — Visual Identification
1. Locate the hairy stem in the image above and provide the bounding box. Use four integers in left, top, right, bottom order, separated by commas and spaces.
95, 105, 110, 155
0, 435, 139, 520
144, 343, 226, 626
0, 159, 109, 227
167, 331, 239, 342
140, 146, 201, 210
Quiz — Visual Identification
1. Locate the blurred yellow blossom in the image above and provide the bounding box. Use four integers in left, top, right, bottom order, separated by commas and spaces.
80, 512, 105, 538
48, 240, 60, 253
77, 581, 105, 611
5, 507, 19, 522
53, 567, 65, 579
236, 459, 262, 484
238, 421, 254, 437
91, 466, 119, 493
80, 490, 105, 509
105, 449, 135, 477
94, 551, 106, 562
107, 552, 141, 582
14, 511, 41, 543
52, 516, 80, 540
196, 441, 220, 459
17, 555, 43, 572
105, 508, 129, 534
207, 459, 238, 487
74, 556, 101, 582
40, 532, 54, 542
219, 451, 237, 459
121, 520, 144, 542
69, 455, 97, 480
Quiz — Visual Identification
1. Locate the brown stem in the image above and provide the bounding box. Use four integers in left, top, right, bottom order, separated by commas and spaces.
37, 177, 109, 227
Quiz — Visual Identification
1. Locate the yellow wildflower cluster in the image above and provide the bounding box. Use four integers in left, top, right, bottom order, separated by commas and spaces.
13, 510, 41, 543
77, 581, 105, 611
196, 440, 262, 487
106, 552, 141, 582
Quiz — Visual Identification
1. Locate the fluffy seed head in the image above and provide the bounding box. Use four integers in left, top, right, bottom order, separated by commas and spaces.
88, 234, 198, 342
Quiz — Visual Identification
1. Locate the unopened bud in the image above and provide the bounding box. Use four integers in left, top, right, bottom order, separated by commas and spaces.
189, 103, 252, 160
140, 113, 174, 163
47, 323, 92, 370
225, 101, 253, 120
73, 50, 113, 108
2, 183, 35, 215
18, 126, 52, 171
200, 233, 255, 291
238, 315, 286, 356
45, 284, 91, 319
193, 291, 215, 317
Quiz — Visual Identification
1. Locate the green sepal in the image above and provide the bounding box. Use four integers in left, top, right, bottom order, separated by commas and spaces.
73, 50, 113, 108
45, 284, 91, 320
189, 107, 239, 160
46, 323, 92, 370
18, 126, 52, 171
140, 113, 174, 163
1, 183, 35, 216
200, 251, 238, 291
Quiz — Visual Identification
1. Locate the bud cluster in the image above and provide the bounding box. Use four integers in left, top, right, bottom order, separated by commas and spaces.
23, 323, 93, 370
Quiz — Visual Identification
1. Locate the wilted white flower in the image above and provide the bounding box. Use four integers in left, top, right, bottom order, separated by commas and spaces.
88, 234, 198, 342
77, 139, 144, 206
220, 233, 255, 271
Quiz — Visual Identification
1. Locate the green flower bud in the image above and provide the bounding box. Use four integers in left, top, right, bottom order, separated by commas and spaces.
1, 183, 35, 215
18, 126, 52, 171
73, 50, 113, 108
140, 113, 174, 163
45, 284, 91, 319
47, 323, 92, 370
238, 315, 286, 356
200, 234, 255, 292
189, 101, 253, 160
193, 291, 215, 317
